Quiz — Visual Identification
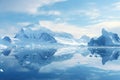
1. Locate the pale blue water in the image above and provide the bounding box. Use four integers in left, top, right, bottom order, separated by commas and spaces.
0, 47, 120, 80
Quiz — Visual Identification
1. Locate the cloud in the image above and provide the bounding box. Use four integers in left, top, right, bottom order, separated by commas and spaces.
2, 20, 119, 38
39, 20, 120, 38
38, 10, 61, 16
39, 20, 86, 38
86, 20, 120, 36
78, 8, 100, 19
0, 0, 66, 14
17, 22, 31, 27
0, 26, 19, 37
112, 2, 120, 10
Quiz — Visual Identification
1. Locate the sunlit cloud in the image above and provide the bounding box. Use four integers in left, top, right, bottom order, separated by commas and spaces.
112, 1, 120, 10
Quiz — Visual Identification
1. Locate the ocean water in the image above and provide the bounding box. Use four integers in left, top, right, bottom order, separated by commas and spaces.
0, 47, 120, 80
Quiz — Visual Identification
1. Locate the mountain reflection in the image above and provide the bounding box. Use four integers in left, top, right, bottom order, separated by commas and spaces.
13, 47, 57, 70
13, 46, 74, 70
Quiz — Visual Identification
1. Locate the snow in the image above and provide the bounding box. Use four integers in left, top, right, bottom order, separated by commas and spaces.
14, 27, 57, 43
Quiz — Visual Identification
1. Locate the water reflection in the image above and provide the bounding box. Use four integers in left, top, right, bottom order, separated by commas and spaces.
11, 46, 75, 70
1, 46, 120, 80
1, 46, 120, 71
88, 47, 120, 65
12, 47, 57, 70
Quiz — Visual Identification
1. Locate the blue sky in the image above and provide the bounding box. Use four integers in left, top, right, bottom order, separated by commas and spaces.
0, 0, 120, 38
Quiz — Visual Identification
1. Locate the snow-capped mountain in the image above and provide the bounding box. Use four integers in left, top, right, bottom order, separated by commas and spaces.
13, 25, 82, 46
0, 23, 91, 58
14, 27, 57, 44
0, 25, 58, 58
0, 24, 90, 57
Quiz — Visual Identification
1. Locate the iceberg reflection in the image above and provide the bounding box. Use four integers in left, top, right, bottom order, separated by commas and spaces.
88, 47, 120, 65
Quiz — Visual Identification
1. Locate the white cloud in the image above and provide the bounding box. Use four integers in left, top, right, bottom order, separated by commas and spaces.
0, 0, 66, 14
39, 10, 61, 16
86, 21, 120, 36
112, 2, 120, 10
77, 8, 100, 19
39, 20, 120, 38
0, 26, 19, 37
17, 22, 31, 27
11, 20, 120, 39
39, 20, 87, 38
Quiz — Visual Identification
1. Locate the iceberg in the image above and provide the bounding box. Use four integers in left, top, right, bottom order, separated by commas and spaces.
88, 28, 120, 47
88, 29, 120, 64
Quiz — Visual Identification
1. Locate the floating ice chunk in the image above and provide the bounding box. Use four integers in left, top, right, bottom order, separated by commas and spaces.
0, 69, 4, 72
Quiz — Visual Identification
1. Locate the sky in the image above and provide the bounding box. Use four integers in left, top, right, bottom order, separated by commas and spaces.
0, 0, 120, 38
